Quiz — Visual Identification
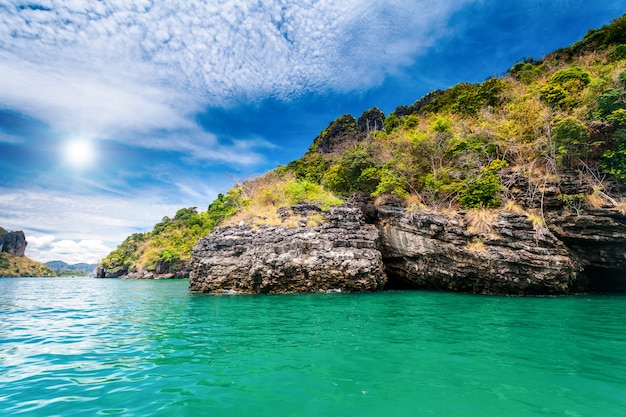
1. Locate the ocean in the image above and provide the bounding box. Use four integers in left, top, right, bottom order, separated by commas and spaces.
1, 277, 625, 416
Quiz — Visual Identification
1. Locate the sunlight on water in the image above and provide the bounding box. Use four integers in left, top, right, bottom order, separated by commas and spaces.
1, 277, 625, 416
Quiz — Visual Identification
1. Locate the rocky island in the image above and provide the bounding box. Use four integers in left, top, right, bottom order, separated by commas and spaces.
0, 227, 55, 277
100, 15, 626, 294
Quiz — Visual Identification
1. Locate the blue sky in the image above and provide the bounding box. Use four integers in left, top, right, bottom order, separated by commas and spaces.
0, 0, 625, 264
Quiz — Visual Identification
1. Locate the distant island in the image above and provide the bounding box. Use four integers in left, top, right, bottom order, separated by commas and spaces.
0, 227, 96, 277
45, 261, 98, 277
0, 227, 54, 277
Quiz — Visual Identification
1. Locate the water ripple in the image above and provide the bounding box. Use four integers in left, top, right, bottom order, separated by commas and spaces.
1, 278, 626, 416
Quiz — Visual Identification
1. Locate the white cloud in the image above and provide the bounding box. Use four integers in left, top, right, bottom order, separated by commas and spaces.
0, 131, 23, 144
0, 0, 476, 159
0, 1, 478, 263
26, 235, 111, 265
0, 182, 219, 264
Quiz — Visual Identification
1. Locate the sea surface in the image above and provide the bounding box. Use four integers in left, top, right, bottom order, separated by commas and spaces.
1, 277, 625, 416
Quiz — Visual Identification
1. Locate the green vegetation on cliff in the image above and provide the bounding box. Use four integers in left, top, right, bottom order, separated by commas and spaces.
100, 15, 626, 276
99, 203, 236, 276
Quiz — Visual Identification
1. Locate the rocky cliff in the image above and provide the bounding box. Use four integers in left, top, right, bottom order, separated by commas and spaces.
0, 227, 27, 256
189, 205, 386, 293
376, 201, 585, 295
188, 172, 626, 295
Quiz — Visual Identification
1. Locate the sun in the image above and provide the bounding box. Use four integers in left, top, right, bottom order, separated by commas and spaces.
64, 139, 96, 169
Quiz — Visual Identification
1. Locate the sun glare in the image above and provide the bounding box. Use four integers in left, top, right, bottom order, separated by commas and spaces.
64, 139, 95, 169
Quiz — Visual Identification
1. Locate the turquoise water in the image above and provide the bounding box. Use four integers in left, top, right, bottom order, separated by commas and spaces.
1, 277, 625, 416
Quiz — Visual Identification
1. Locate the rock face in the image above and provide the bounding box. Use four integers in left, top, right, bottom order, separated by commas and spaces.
189, 206, 386, 293
0, 228, 27, 257
95, 262, 189, 279
377, 202, 585, 295
546, 208, 626, 269
188, 171, 626, 295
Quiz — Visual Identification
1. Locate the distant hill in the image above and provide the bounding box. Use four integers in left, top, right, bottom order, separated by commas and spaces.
0, 253, 55, 277
46, 261, 97, 276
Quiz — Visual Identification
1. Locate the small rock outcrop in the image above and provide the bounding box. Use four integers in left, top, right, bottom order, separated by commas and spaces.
0, 228, 27, 257
189, 206, 386, 293
95, 263, 189, 279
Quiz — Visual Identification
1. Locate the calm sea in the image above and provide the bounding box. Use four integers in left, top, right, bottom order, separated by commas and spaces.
1, 277, 625, 416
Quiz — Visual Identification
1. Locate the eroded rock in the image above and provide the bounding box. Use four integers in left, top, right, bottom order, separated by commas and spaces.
377, 204, 585, 295
189, 206, 386, 293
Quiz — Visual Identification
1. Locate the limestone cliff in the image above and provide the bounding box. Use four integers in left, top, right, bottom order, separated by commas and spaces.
0, 227, 54, 277
376, 201, 585, 295
189, 206, 386, 293
188, 172, 626, 295
0, 228, 27, 256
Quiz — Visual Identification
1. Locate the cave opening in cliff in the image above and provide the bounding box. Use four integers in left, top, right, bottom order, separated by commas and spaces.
585, 267, 626, 293
383, 269, 420, 290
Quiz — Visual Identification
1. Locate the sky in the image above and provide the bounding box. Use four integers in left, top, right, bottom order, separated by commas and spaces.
1, 0, 625, 264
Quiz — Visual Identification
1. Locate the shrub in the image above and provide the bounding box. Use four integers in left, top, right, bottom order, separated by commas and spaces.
283, 153, 329, 183
558, 193, 586, 215
371, 168, 408, 198
595, 73, 626, 119
510, 60, 543, 84
384, 112, 401, 133
431, 115, 451, 133
283, 179, 343, 210
540, 65, 591, 109
321, 164, 350, 194
551, 117, 590, 166
609, 44, 626, 61
458, 159, 508, 209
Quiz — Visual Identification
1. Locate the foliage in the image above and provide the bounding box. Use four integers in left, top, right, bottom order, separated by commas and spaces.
558, 193, 587, 215
609, 44, 626, 61
316, 144, 383, 196
100, 194, 244, 274
371, 167, 409, 198
458, 160, 508, 209
418, 78, 507, 116
384, 112, 401, 133
551, 117, 590, 166
540, 66, 591, 109
431, 115, 451, 133
509, 59, 543, 84
282, 153, 330, 184
601, 129, 626, 183
283, 178, 343, 210
595, 71, 626, 118
568, 15, 626, 56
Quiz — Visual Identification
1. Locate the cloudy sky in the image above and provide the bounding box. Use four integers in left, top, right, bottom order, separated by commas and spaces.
1, 0, 624, 264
